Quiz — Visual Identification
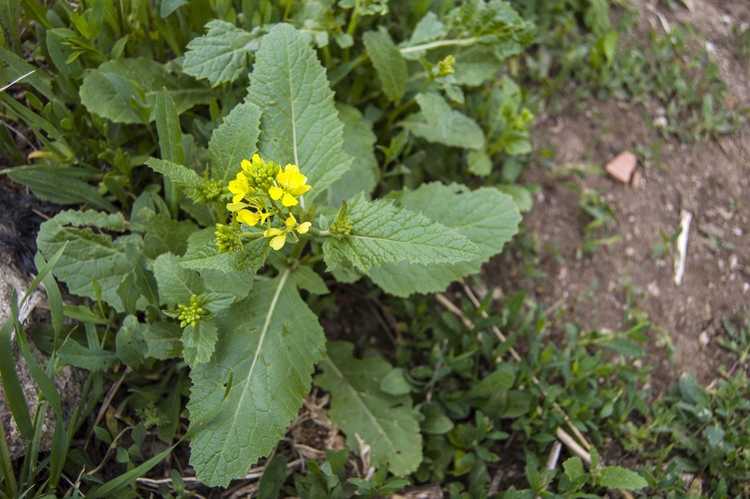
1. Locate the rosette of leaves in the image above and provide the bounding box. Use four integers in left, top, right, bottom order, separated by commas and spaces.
37, 21, 521, 488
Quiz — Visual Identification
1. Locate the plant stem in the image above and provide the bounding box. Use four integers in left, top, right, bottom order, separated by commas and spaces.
399, 37, 480, 54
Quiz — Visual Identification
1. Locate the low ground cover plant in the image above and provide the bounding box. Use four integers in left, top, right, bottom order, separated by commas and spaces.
0, 0, 747, 497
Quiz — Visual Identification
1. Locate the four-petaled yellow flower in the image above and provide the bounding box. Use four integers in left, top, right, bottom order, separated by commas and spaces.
269, 164, 311, 207
228, 171, 251, 203
263, 214, 311, 250
227, 197, 273, 227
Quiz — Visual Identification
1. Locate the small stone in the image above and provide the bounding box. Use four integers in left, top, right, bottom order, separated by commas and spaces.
605, 151, 638, 184
699, 331, 710, 347
733, 227, 743, 237
654, 115, 668, 128
625, 247, 636, 257
647, 281, 660, 297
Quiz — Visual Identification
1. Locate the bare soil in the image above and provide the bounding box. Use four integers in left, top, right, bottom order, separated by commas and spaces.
487, 0, 750, 387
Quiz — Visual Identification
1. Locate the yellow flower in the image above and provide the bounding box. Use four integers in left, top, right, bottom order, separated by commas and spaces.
263, 227, 287, 251
285, 213, 311, 234
268, 164, 311, 207
231, 198, 274, 226
227, 171, 251, 204
263, 214, 312, 250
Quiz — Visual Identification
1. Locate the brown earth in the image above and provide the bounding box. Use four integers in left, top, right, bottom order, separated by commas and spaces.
487, 0, 750, 386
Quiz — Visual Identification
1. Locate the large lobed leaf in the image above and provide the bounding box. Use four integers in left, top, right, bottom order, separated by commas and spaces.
323, 194, 480, 273
183, 20, 260, 87
246, 23, 351, 202
367, 183, 521, 296
316, 341, 422, 476
188, 270, 325, 486
36, 210, 137, 312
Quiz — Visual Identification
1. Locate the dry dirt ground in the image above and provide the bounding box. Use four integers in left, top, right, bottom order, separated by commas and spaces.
488, 0, 750, 387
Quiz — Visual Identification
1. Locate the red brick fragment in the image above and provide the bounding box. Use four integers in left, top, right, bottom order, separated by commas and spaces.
605, 151, 637, 184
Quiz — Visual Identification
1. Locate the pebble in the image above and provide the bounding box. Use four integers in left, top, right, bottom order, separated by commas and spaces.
605, 151, 638, 184
699, 331, 710, 347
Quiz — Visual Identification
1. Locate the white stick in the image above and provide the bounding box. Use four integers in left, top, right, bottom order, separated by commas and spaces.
0, 69, 37, 93
674, 210, 692, 286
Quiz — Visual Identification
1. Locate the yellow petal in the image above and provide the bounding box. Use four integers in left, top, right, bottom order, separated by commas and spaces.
268, 185, 283, 200
281, 192, 298, 207
252, 153, 262, 164
228, 174, 249, 195
285, 164, 300, 175
269, 234, 286, 250
240, 159, 252, 172
276, 169, 289, 186
296, 222, 311, 234
226, 201, 247, 212
237, 209, 260, 226
264, 228, 283, 237
290, 183, 311, 196
285, 214, 297, 229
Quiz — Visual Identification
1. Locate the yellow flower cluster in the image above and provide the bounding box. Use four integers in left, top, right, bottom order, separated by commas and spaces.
177, 295, 207, 328
224, 154, 313, 251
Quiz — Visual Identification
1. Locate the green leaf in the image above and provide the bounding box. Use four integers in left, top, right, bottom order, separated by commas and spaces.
467, 150, 492, 177
143, 321, 182, 360
0, 47, 54, 99
408, 12, 446, 45
188, 270, 325, 486
403, 93, 484, 150
316, 341, 422, 476
453, 46, 503, 87
258, 454, 287, 499
183, 20, 259, 87
0, 0, 19, 50
380, 368, 411, 396
290, 266, 328, 295
80, 58, 211, 124
563, 457, 585, 482
160, 0, 188, 17
116, 315, 147, 370
367, 183, 520, 297
208, 101, 262, 184
470, 363, 515, 398
79, 67, 146, 124
597, 466, 648, 491
247, 24, 351, 202
182, 320, 218, 367
179, 228, 235, 272
328, 104, 378, 206
36, 210, 137, 312
4, 165, 115, 211
323, 194, 479, 273
421, 403, 454, 435
154, 91, 185, 164
140, 211, 196, 259
145, 158, 202, 191
58, 340, 117, 372
362, 29, 407, 102
153, 253, 204, 306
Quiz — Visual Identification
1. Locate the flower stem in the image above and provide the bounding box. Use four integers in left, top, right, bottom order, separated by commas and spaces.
399, 37, 480, 54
